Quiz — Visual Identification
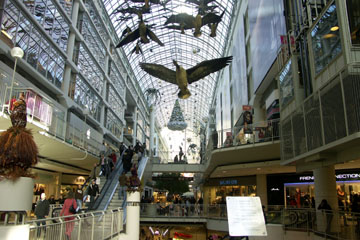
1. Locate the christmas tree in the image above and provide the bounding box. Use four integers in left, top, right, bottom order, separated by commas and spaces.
167, 99, 187, 131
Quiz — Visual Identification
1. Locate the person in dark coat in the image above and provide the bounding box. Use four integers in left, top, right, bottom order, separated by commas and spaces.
119, 142, 126, 154
48, 195, 56, 204
318, 199, 333, 234
212, 129, 218, 149
123, 145, 134, 173
34, 193, 50, 237
87, 179, 99, 208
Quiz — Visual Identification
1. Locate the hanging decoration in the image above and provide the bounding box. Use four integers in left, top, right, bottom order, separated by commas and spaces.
167, 99, 187, 131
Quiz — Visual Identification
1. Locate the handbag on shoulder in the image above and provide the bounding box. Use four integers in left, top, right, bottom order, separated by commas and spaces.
69, 200, 78, 214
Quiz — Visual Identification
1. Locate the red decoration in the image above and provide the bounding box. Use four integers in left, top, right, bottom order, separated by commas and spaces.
174, 232, 192, 238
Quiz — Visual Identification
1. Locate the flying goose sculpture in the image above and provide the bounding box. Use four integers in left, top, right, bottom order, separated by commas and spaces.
140, 56, 232, 99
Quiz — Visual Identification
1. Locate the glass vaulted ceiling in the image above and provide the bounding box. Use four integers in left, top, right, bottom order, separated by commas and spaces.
104, 0, 236, 132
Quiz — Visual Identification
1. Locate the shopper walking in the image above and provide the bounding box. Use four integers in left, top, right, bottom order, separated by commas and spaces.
60, 191, 77, 240
132, 149, 139, 169
75, 185, 83, 210
99, 154, 106, 177
179, 146, 184, 161
34, 193, 50, 238
318, 199, 333, 234
87, 179, 99, 208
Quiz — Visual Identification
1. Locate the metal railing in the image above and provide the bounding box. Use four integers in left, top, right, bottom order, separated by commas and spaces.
27, 208, 123, 240
0, 84, 102, 156
139, 203, 360, 239
153, 150, 203, 164
212, 118, 280, 149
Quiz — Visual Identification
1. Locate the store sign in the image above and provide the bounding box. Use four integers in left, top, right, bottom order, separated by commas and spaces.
74, 176, 86, 185
242, 105, 252, 111
220, 180, 238, 185
299, 176, 314, 181
299, 173, 360, 182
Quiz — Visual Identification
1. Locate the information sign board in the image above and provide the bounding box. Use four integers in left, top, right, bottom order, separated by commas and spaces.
226, 196, 267, 236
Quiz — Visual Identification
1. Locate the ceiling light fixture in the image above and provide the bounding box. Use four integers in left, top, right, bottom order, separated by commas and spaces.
330, 26, 339, 31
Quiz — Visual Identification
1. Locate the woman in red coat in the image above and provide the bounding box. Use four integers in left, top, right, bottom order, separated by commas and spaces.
60, 191, 77, 240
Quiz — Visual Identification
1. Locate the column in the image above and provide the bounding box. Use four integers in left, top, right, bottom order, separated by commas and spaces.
149, 105, 155, 156
132, 107, 138, 146
256, 174, 268, 210
313, 165, 339, 232
61, 0, 80, 96
253, 104, 265, 123
100, 39, 111, 127
155, 133, 159, 157
124, 191, 140, 240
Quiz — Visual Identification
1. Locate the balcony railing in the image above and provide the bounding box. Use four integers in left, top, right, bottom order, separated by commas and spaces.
281, 72, 360, 162
26, 208, 123, 240
140, 204, 360, 239
212, 118, 280, 149
154, 150, 203, 164
0, 84, 102, 156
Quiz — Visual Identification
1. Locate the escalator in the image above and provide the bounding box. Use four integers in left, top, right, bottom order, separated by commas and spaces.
91, 154, 150, 212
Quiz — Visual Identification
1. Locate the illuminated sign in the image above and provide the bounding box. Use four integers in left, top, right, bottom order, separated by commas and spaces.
271, 188, 280, 191
298, 173, 360, 181
220, 180, 238, 185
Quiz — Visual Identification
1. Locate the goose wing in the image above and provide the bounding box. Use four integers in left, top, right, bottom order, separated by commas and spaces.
116, 28, 140, 48
186, 56, 233, 84
201, 10, 225, 26
146, 28, 164, 46
140, 63, 177, 84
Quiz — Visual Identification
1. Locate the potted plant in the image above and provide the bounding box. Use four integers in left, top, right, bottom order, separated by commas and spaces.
0, 92, 38, 211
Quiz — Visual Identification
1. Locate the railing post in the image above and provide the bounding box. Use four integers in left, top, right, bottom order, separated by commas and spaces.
91, 213, 95, 240
102, 212, 105, 239
31, 94, 36, 122
59, 218, 64, 240
111, 211, 114, 237
77, 215, 82, 240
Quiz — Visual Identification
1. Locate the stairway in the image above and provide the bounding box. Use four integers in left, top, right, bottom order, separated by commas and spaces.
98, 175, 107, 192
108, 186, 124, 209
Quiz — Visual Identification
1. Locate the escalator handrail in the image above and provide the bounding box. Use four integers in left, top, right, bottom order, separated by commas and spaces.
90, 149, 126, 210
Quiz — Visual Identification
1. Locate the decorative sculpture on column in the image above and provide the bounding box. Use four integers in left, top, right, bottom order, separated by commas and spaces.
0, 92, 38, 180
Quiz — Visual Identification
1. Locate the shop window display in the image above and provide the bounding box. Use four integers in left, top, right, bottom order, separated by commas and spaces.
212, 185, 256, 204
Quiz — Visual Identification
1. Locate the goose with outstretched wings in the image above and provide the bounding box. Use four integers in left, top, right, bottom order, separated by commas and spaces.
116, 18, 164, 48
140, 56, 232, 99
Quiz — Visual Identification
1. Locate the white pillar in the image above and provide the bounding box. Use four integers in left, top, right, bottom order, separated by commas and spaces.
149, 105, 155, 156
122, 191, 140, 240
313, 165, 339, 232
132, 107, 138, 146
61, 0, 79, 96
256, 174, 268, 210
253, 105, 265, 123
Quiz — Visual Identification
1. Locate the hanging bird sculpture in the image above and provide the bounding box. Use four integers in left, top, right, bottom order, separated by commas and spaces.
164, 11, 224, 37
130, 41, 143, 55
140, 56, 232, 99
186, 0, 217, 15
116, 16, 164, 48
202, 11, 225, 37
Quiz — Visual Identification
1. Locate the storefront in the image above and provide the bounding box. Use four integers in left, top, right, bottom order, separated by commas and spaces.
32, 170, 61, 206
204, 176, 256, 204
267, 170, 360, 207
61, 174, 87, 197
